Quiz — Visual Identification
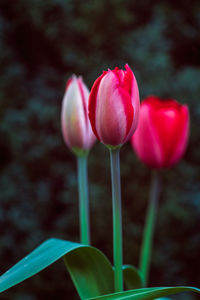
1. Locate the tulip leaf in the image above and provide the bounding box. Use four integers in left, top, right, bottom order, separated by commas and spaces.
0, 238, 114, 299
88, 286, 200, 299
123, 265, 144, 289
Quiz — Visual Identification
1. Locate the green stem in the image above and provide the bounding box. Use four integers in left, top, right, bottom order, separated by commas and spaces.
139, 170, 160, 286
77, 156, 90, 245
109, 148, 123, 292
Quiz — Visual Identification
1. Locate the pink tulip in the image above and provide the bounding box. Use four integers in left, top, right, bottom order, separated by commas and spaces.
88, 64, 140, 147
61, 75, 96, 155
131, 96, 189, 168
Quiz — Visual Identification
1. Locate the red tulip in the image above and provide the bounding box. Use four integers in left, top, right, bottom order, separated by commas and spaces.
131, 96, 189, 168
61, 75, 96, 155
88, 64, 140, 147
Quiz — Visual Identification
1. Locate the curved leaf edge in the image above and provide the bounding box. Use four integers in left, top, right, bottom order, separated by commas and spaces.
123, 265, 145, 289
88, 286, 200, 300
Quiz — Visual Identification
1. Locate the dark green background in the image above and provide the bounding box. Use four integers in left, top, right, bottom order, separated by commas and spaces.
0, 0, 200, 299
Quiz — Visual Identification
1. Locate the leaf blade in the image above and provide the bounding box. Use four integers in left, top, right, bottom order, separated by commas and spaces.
123, 265, 144, 289
88, 286, 200, 299
0, 238, 114, 299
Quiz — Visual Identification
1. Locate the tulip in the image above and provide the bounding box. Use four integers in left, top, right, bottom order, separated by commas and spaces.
61, 75, 96, 156
61, 75, 96, 245
131, 96, 189, 168
88, 64, 140, 292
88, 64, 140, 148
131, 96, 189, 286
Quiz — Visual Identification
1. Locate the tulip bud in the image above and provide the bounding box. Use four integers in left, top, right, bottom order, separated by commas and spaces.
61, 75, 96, 156
131, 96, 189, 168
88, 64, 140, 148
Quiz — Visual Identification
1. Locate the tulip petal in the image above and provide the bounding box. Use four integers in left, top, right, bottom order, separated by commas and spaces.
108, 65, 135, 142
150, 99, 188, 167
88, 72, 106, 141
78, 77, 88, 127
119, 87, 134, 143
77, 77, 96, 149
132, 103, 164, 168
124, 64, 134, 97
124, 64, 140, 141
167, 105, 189, 166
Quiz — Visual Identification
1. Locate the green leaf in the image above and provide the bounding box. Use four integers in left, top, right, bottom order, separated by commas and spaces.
88, 286, 200, 299
63, 245, 114, 299
123, 265, 144, 289
0, 238, 114, 299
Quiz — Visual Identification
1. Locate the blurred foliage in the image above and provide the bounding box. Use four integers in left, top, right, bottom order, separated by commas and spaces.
0, 0, 200, 299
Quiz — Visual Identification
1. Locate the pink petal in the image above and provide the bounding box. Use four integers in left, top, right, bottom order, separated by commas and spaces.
150, 98, 189, 167
132, 103, 164, 168
124, 64, 140, 140
167, 105, 189, 166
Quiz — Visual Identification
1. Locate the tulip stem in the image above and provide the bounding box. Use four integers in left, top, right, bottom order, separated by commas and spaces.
77, 155, 90, 245
109, 148, 123, 292
139, 170, 160, 286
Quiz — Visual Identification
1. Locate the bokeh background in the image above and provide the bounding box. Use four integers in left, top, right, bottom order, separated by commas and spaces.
0, 0, 200, 299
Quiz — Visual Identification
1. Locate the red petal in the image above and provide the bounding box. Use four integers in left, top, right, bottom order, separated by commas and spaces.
132, 103, 164, 168
65, 78, 72, 90
118, 87, 134, 142
88, 72, 107, 140
167, 105, 189, 166
149, 97, 189, 167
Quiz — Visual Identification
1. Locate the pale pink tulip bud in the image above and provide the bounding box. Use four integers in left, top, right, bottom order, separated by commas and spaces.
61, 75, 96, 156
88, 64, 140, 148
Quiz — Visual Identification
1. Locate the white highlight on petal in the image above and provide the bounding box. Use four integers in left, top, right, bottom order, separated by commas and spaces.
95, 71, 127, 145
163, 109, 176, 119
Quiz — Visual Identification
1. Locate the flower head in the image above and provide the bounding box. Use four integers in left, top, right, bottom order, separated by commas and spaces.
131, 96, 189, 168
88, 64, 140, 148
61, 75, 96, 156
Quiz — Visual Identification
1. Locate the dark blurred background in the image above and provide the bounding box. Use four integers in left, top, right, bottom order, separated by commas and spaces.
0, 0, 200, 299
